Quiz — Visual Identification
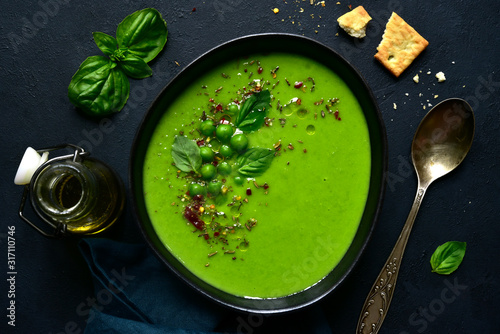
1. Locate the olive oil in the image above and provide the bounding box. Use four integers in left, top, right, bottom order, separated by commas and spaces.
32, 158, 125, 235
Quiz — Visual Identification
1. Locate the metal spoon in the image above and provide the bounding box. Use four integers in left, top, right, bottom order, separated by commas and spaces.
356, 98, 475, 334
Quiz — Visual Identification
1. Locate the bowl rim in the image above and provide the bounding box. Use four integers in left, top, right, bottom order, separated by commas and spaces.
129, 32, 388, 314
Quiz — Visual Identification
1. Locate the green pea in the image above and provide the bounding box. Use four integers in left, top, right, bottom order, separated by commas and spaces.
189, 183, 206, 197
219, 144, 233, 158
227, 104, 239, 115
200, 164, 216, 180
207, 180, 222, 196
199, 120, 216, 136
230, 133, 249, 152
199, 146, 215, 162
218, 161, 232, 176
234, 176, 244, 185
215, 124, 234, 143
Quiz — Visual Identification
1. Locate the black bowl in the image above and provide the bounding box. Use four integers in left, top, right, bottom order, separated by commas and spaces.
130, 33, 387, 313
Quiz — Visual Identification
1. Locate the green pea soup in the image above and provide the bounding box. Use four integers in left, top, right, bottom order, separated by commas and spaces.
143, 52, 371, 299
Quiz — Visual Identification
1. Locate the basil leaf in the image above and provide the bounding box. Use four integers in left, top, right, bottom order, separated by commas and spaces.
92, 32, 118, 56
118, 53, 153, 79
235, 90, 271, 132
430, 241, 466, 275
116, 8, 168, 63
236, 148, 274, 177
68, 56, 130, 116
171, 136, 202, 173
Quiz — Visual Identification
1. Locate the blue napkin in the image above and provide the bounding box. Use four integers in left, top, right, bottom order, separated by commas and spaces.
79, 238, 332, 333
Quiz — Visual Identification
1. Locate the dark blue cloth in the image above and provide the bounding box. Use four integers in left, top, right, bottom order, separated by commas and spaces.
78, 238, 332, 333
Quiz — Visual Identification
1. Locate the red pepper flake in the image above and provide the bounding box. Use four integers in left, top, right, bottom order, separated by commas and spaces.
209, 98, 214, 103
303, 149, 307, 153
196, 139, 205, 146
232, 257, 237, 260
294, 81, 303, 89
193, 195, 204, 203
258, 67, 263, 74
192, 7, 196, 12
263, 183, 269, 190
334, 110, 341, 121
296, 98, 302, 105
216, 104, 223, 111
246, 188, 252, 196
183, 206, 205, 230
203, 234, 209, 240
214, 232, 220, 237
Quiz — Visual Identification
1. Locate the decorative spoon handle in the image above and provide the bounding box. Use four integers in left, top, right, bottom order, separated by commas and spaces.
356, 187, 427, 334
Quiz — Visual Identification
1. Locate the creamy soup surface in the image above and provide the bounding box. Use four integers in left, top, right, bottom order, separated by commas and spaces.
143, 53, 371, 298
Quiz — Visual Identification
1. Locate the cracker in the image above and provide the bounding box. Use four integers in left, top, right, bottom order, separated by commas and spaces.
374, 12, 429, 77
337, 6, 372, 38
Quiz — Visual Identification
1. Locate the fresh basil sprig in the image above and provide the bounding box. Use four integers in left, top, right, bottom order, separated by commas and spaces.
236, 147, 274, 177
68, 8, 167, 117
430, 241, 466, 275
235, 90, 271, 132
171, 136, 202, 173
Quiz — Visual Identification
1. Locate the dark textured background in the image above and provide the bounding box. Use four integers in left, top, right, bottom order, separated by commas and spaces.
1, 1, 499, 333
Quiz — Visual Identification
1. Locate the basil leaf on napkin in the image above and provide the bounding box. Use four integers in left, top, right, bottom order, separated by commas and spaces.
236, 148, 274, 177
171, 136, 202, 173
430, 241, 466, 275
68, 56, 130, 116
235, 90, 271, 132
116, 8, 168, 63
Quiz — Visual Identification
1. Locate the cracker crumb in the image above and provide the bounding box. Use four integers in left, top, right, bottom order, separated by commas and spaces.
273, 8, 279, 14
413, 74, 419, 83
435, 71, 446, 82
393, 103, 397, 110
337, 6, 372, 38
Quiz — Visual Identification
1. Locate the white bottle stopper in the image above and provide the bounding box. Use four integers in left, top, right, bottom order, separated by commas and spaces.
14, 147, 49, 185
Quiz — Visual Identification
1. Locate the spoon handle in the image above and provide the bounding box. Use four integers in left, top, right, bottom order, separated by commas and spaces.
356, 187, 427, 334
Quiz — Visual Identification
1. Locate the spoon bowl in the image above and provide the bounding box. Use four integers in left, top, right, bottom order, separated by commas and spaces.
356, 98, 474, 334
412, 98, 475, 187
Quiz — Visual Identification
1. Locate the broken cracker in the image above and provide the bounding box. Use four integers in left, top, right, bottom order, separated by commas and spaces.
374, 12, 429, 77
337, 6, 372, 38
